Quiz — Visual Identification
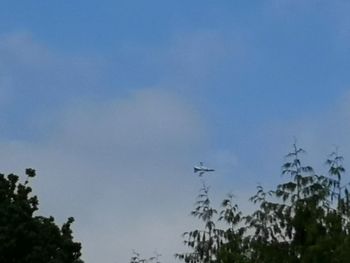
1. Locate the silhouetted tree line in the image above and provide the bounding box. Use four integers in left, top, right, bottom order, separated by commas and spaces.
175, 144, 350, 263
2, 144, 350, 263
0, 169, 83, 263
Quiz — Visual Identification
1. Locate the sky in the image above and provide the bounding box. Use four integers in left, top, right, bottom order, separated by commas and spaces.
1, 1, 350, 262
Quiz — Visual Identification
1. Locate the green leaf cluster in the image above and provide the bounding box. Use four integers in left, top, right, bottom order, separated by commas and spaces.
178, 144, 350, 263
0, 169, 83, 263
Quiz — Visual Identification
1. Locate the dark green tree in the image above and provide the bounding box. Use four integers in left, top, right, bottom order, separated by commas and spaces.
216, 194, 248, 263
0, 169, 83, 263
176, 181, 223, 263
178, 144, 350, 263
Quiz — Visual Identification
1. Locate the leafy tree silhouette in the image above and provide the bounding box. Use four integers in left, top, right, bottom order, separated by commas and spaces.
177, 144, 350, 263
0, 169, 83, 263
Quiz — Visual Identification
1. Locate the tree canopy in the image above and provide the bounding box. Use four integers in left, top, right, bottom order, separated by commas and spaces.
0, 169, 83, 263
176, 144, 350, 263
2, 145, 350, 263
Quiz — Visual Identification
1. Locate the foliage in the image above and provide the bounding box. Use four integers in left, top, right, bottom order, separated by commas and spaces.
176, 182, 223, 263
177, 144, 350, 263
0, 169, 83, 263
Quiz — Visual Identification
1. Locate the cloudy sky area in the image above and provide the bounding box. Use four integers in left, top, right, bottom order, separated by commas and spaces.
1, 1, 350, 262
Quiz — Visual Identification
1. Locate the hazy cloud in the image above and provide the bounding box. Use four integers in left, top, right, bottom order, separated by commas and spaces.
0, 87, 209, 263
0, 32, 106, 140
2, 7, 350, 261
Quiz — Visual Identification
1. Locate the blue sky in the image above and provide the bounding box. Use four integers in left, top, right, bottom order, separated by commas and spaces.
1, 1, 350, 262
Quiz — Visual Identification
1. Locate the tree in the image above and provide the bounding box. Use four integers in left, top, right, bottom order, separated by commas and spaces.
0, 169, 83, 263
176, 181, 223, 263
177, 144, 350, 262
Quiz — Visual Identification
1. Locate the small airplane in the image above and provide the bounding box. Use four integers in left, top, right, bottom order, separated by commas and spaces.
194, 162, 215, 176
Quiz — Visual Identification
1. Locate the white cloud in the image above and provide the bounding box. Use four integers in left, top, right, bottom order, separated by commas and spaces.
0, 88, 208, 263
0, 32, 227, 262
0, 32, 105, 129
164, 30, 249, 87
255, 90, 350, 183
